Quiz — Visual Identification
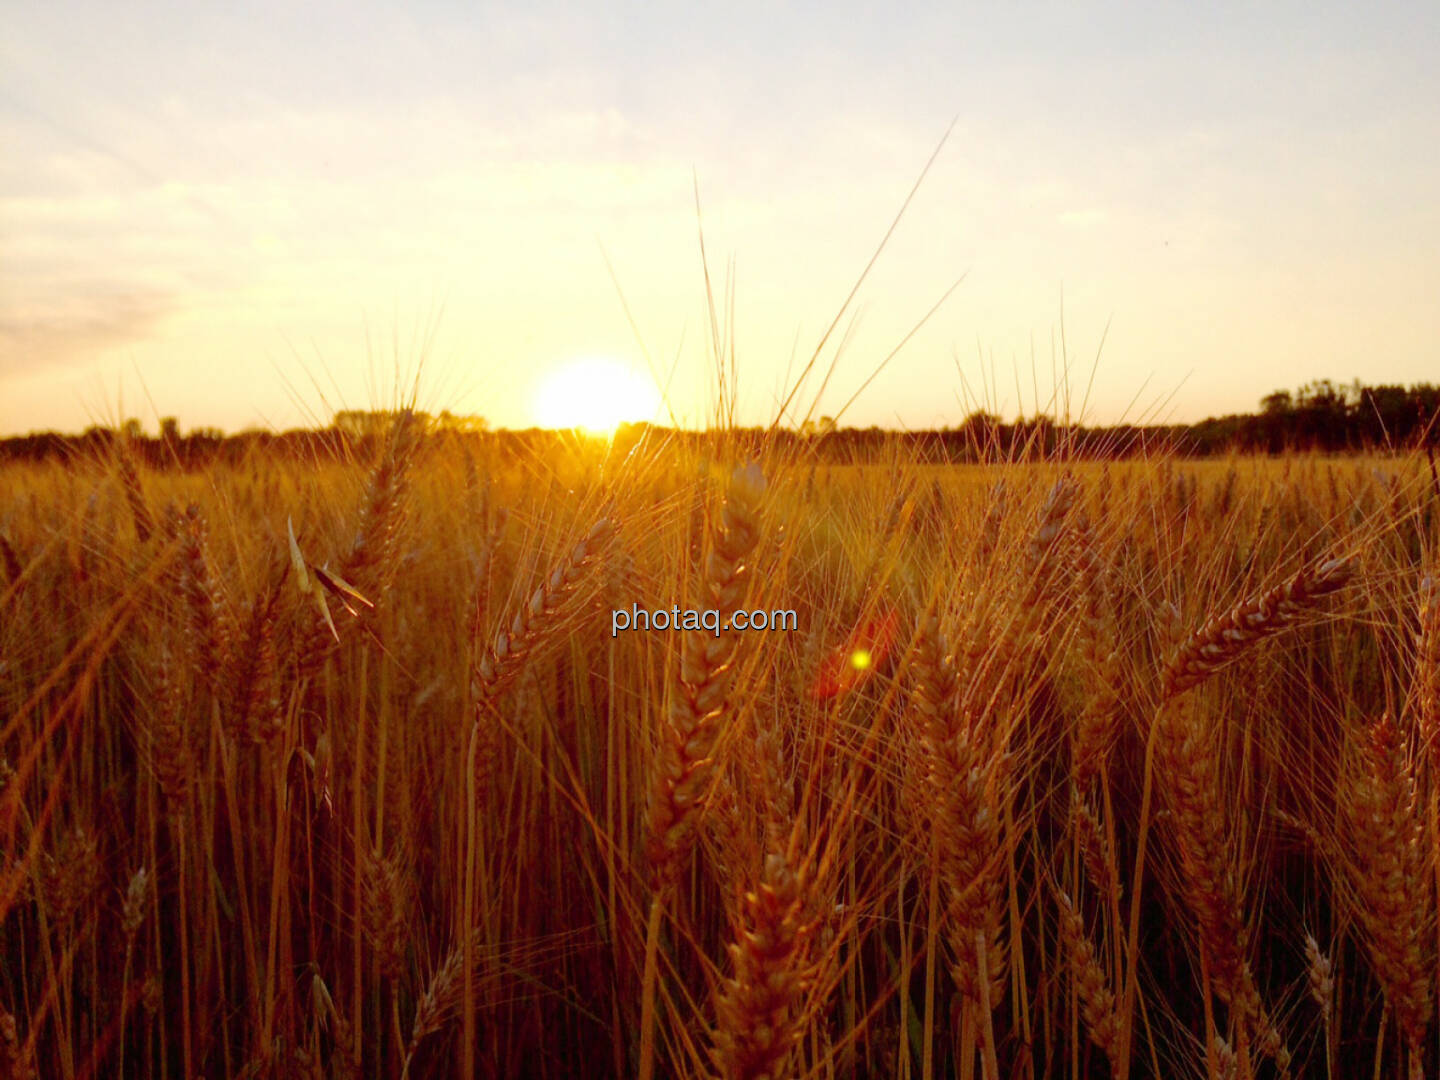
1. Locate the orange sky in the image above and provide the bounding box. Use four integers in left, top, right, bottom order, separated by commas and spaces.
3, 2, 1437, 435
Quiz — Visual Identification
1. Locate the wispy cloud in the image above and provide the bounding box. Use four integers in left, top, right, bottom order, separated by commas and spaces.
0, 286, 171, 374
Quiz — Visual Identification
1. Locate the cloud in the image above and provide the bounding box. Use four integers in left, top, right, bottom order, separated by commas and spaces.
0, 286, 171, 375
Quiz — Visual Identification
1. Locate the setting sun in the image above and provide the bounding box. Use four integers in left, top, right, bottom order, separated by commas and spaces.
534, 357, 660, 433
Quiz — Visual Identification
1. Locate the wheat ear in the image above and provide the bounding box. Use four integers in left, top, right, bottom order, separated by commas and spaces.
117, 442, 154, 543
639, 462, 765, 1080
998, 473, 1079, 662
912, 618, 1009, 1010
360, 845, 411, 980
0, 1010, 34, 1080
163, 503, 235, 693
713, 662, 825, 1078
403, 929, 484, 1073
1343, 713, 1434, 1068
118, 865, 151, 1080
473, 517, 617, 706
644, 462, 765, 892
1162, 557, 1351, 699
1304, 932, 1334, 1028
1414, 575, 1439, 771
340, 410, 417, 597
1155, 694, 1289, 1071
1056, 887, 1120, 1069
148, 642, 194, 814
713, 852, 820, 1080
39, 825, 101, 931
1071, 513, 1124, 789
224, 575, 284, 744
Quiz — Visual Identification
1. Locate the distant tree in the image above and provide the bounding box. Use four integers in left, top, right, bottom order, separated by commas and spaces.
1261, 391, 1293, 415
434, 410, 489, 432
1356, 385, 1415, 445
334, 409, 434, 437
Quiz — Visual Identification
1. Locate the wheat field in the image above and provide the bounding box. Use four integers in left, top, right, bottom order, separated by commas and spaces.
0, 422, 1436, 1079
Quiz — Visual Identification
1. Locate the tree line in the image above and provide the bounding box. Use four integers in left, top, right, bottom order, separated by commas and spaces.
1, 380, 1435, 467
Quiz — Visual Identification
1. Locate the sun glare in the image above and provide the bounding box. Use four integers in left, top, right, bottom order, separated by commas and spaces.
534, 356, 660, 433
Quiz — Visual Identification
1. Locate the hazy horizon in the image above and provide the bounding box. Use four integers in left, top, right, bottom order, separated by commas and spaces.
4, 2, 1437, 437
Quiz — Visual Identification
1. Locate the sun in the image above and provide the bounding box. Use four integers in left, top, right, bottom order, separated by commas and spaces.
534, 356, 660, 434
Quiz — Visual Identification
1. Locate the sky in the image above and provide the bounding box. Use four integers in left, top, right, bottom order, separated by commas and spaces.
2, 1, 1437, 435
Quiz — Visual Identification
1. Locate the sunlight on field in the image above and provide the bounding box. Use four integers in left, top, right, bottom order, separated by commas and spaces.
0, 420, 1436, 1079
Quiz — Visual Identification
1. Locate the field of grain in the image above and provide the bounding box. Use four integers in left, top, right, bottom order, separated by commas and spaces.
0, 424, 1436, 1079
